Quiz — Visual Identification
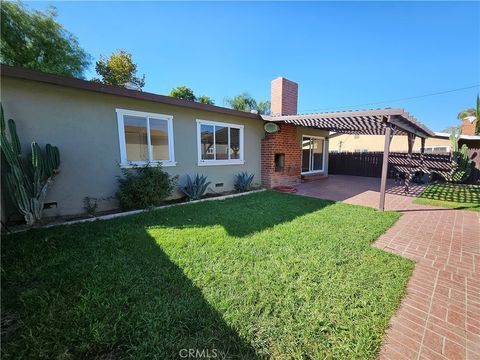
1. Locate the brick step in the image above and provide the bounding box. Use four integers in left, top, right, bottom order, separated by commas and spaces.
301, 174, 328, 182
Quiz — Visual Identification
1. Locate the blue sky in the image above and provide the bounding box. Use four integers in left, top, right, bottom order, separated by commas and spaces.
26, 1, 479, 131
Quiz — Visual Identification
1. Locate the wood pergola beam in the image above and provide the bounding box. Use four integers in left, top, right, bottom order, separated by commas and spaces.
263, 108, 405, 121
387, 115, 430, 139
379, 120, 396, 211
264, 109, 434, 138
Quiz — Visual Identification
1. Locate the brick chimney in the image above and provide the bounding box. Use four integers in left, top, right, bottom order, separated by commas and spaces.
461, 116, 477, 135
270, 77, 298, 116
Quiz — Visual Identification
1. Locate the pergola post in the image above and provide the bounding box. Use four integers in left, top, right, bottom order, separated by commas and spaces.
420, 137, 425, 168
379, 120, 395, 211
405, 133, 416, 193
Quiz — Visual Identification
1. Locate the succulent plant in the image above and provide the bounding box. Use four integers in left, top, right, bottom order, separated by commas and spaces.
180, 174, 210, 201
1, 104, 60, 225
234, 172, 254, 192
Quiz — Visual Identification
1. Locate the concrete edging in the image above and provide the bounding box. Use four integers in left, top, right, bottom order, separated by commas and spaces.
9, 189, 267, 233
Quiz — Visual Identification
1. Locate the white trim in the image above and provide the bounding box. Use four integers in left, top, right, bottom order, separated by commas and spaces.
301, 170, 325, 175
116, 111, 127, 164
146, 115, 152, 161
116, 108, 175, 166
196, 119, 245, 166
120, 161, 177, 168
116, 108, 173, 120
197, 160, 245, 166
418, 145, 450, 153
303, 134, 325, 140
196, 118, 245, 129
301, 135, 326, 173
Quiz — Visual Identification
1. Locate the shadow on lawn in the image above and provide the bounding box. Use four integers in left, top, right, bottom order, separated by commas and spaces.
138, 191, 334, 237
2, 222, 260, 359
2, 192, 332, 359
418, 183, 480, 205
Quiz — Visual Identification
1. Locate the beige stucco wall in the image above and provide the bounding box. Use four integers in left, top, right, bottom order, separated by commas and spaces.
329, 134, 451, 153
1, 77, 265, 217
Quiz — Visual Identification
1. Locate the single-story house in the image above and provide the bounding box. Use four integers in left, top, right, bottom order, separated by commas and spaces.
0, 64, 434, 219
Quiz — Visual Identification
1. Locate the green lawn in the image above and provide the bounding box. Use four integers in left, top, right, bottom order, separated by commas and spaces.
1, 191, 412, 360
413, 183, 480, 212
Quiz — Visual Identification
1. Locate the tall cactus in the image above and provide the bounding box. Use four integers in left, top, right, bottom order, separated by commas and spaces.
0, 105, 60, 225
449, 128, 461, 154
450, 144, 472, 183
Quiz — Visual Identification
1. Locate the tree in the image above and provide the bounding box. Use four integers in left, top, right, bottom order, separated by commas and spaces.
197, 95, 215, 105
0, 2, 91, 78
225, 93, 270, 114
95, 50, 145, 90
257, 100, 271, 115
457, 108, 476, 120
441, 126, 460, 134
225, 93, 257, 112
169, 86, 196, 101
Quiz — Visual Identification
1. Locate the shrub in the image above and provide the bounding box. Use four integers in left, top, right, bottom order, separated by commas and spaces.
234, 172, 254, 192
116, 164, 177, 210
179, 174, 210, 201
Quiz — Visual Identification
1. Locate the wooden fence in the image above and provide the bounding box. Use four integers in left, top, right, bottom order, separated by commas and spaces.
328, 149, 480, 183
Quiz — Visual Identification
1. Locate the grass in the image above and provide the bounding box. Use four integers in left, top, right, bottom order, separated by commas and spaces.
413, 183, 480, 212
1, 191, 412, 360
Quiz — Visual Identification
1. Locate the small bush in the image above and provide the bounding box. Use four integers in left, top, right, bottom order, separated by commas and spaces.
179, 174, 210, 201
116, 164, 177, 210
234, 172, 254, 192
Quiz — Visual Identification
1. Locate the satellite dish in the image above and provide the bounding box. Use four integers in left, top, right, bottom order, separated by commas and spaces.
264, 122, 280, 133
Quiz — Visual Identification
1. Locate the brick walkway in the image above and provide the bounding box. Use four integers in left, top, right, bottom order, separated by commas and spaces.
295, 176, 480, 360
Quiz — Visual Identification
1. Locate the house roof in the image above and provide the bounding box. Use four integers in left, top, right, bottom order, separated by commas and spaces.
0, 64, 263, 121
434, 132, 480, 140
262, 108, 435, 138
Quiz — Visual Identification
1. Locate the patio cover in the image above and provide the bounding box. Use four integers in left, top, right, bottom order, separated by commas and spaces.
262, 108, 434, 138
262, 108, 435, 210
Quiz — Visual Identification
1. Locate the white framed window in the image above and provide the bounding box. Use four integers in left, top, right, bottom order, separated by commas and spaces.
196, 119, 244, 166
116, 109, 175, 167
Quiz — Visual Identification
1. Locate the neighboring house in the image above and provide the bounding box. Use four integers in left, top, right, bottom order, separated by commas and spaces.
432, 132, 480, 149
329, 131, 480, 153
329, 133, 451, 153
1, 66, 329, 218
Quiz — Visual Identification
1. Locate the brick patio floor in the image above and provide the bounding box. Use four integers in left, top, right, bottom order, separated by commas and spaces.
295, 175, 480, 360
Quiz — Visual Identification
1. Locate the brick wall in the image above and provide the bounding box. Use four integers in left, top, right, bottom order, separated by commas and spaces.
271, 77, 298, 116
461, 118, 477, 136
261, 123, 302, 188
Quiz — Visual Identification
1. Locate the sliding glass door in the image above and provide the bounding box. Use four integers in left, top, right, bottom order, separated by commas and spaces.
302, 136, 325, 173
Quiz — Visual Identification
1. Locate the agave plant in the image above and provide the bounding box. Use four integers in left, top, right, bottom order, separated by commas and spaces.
234, 172, 254, 192
180, 174, 210, 201
0, 105, 60, 225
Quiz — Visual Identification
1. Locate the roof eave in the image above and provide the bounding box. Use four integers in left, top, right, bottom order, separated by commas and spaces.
0, 64, 263, 121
